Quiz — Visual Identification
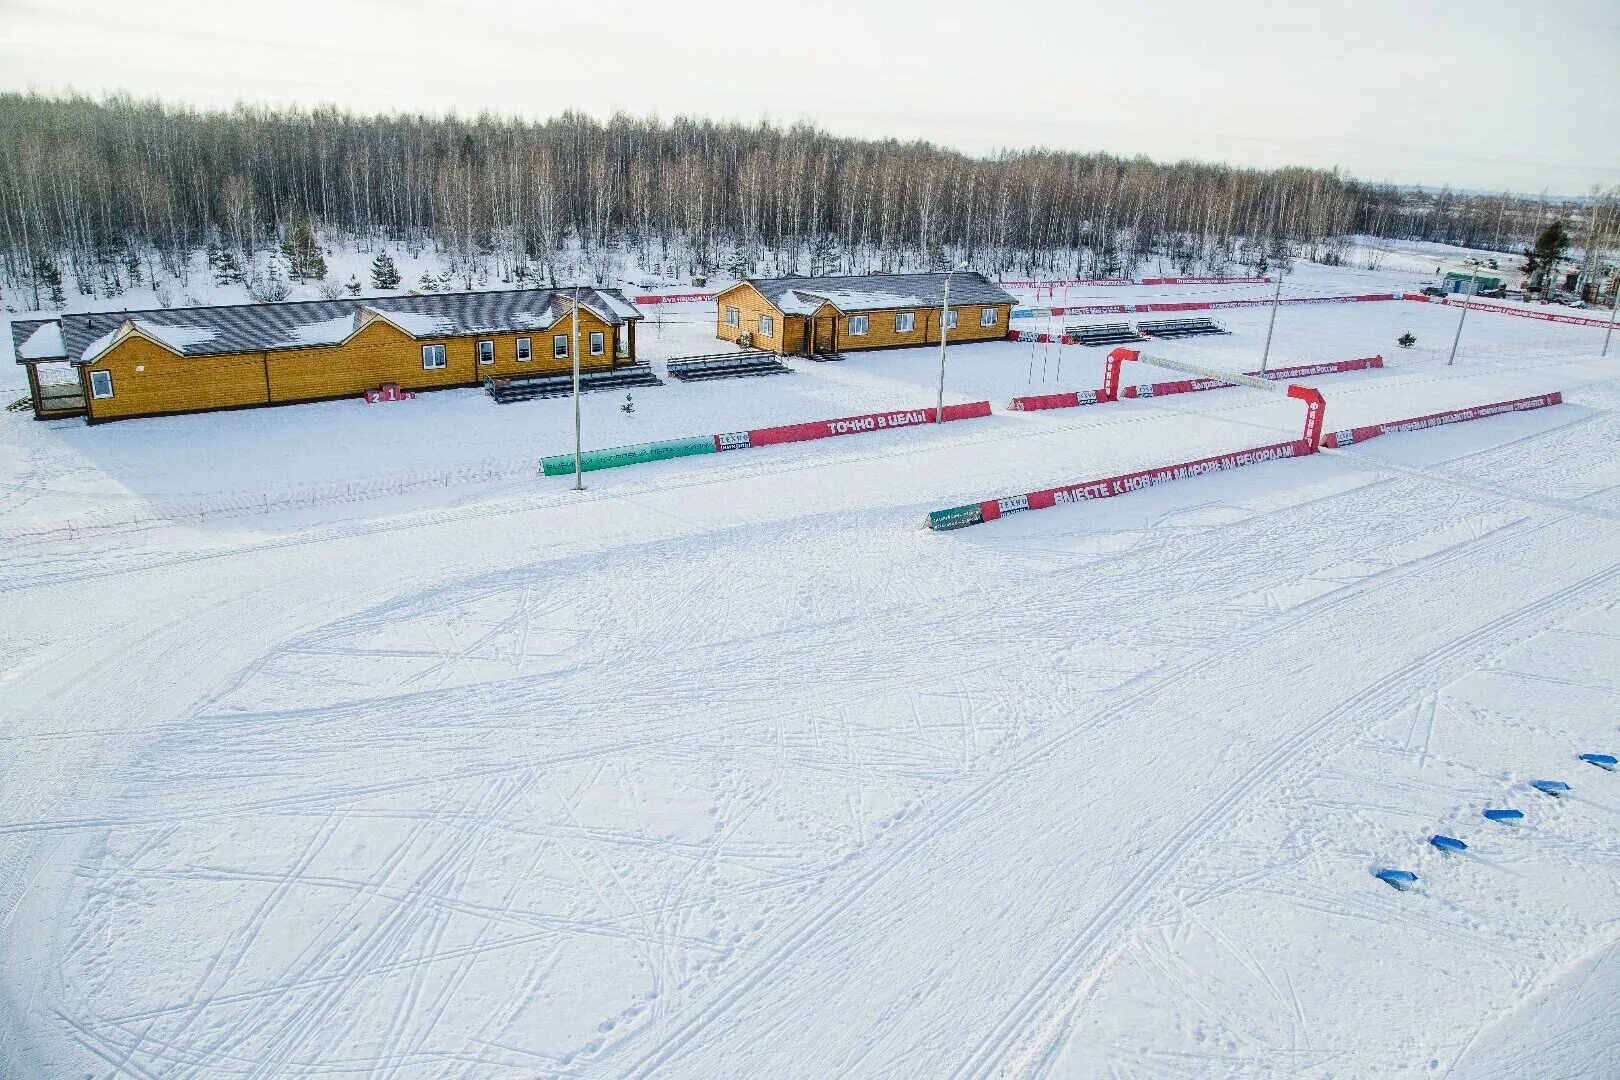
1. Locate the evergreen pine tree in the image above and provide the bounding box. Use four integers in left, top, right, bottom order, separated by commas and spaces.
346, 275, 362, 296
416, 271, 439, 293
1523, 220, 1570, 295
281, 220, 327, 282
369, 251, 401, 290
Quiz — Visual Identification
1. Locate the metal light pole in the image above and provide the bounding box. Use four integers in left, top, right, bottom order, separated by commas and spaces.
1447, 260, 1480, 367
1603, 274, 1619, 358
1259, 265, 1285, 372
934, 270, 953, 423
935, 263, 965, 423
571, 284, 583, 490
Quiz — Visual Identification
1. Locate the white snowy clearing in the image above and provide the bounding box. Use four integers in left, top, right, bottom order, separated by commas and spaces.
2, 254, 1619, 1079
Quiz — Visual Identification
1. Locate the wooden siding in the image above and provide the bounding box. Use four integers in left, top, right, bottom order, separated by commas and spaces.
78, 306, 628, 421
713, 283, 1011, 355
838, 304, 1011, 351
83, 337, 270, 420
714, 283, 788, 353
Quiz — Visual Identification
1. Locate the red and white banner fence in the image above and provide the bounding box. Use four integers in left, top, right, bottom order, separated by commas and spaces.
1122, 356, 1383, 399
926, 439, 1310, 530
1007, 355, 1381, 412
714, 401, 991, 453
632, 292, 718, 305
1321, 393, 1564, 448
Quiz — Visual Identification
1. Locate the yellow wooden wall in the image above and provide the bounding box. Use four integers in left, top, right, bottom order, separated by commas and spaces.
837, 304, 1011, 351
713, 283, 1010, 355
714, 283, 791, 353
82, 308, 627, 420
83, 336, 270, 420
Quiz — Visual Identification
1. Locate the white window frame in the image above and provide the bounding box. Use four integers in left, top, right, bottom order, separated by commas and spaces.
421, 343, 447, 370
553, 334, 569, 359
89, 369, 114, 399
980, 307, 998, 327
516, 337, 531, 362
725, 306, 740, 328
944, 309, 958, 330
477, 339, 495, 365
895, 312, 916, 333
848, 314, 869, 336
758, 314, 774, 338
589, 331, 605, 357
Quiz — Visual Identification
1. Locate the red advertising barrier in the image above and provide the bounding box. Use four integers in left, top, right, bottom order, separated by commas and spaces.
1121, 355, 1383, 399
999, 278, 1134, 289
632, 292, 718, 305
1139, 276, 1271, 285
1007, 390, 1102, 411
1032, 293, 1401, 318
1433, 298, 1616, 329
978, 439, 1311, 524
715, 400, 992, 452
1321, 392, 1564, 448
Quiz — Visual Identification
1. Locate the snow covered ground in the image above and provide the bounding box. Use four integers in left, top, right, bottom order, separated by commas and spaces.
2, 261, 1618, 1078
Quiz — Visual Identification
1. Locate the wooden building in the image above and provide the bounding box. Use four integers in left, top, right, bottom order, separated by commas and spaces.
713, 272, 1017, 356
9, 286, 643, 423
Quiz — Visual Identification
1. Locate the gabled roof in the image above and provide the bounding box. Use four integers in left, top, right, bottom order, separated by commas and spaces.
11, 285, 642, 365
738, 271, 1017, 316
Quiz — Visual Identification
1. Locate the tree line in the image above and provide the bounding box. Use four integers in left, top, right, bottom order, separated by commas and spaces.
0, 91, 1613, 310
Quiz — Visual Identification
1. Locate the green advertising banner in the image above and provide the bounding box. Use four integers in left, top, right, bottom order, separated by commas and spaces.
540, 435, 718, 477
926, 504, 985, 532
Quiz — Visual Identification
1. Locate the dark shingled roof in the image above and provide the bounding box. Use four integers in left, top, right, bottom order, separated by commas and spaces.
11, 286, 642, 365
741, 271, 1017, 315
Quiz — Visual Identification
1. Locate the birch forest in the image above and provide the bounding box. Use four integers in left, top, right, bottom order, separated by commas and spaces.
2, 92, 1614, 309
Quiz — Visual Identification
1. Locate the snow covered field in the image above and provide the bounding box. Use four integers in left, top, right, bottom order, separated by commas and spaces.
3, 259, 1619, 1078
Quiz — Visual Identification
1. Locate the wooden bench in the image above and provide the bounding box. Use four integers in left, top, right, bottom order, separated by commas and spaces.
1062, 322, 1143, 346
1135, 317, 1229, 339
665, 351, 791, 382
486, 362, 663, 404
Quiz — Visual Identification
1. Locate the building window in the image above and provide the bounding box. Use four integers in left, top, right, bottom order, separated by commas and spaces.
895, 312, 916, 333
516, 337, 531, 361
477, 340, 495, 365
422, 344, 447, 370
849, 315, 869, 336
758, 314, 774, 338
726, 306, 740, 328
944, 309, 958, 329
589, 331, 605, 356
89, 369, 114, 398
980, 307, 998, 327
553, 334, 569, 358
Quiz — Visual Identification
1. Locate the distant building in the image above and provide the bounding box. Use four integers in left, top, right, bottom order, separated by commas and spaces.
10, 287, 642, 423
714, 272, 1017, 356
1443, 270, 1506, 295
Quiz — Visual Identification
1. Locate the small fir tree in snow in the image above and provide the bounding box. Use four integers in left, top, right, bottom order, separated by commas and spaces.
211, 245, 244, 286
369, 251, 401, 290
346, 275, 362, 296
281, 221, 327, 282
1398, 332, 1417, 348
808, 235, 840, 276
1523, 220, 1570, 295
416, 271, 439, 293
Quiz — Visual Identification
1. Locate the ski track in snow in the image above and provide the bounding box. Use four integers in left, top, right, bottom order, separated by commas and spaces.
2, 276, 1619, 1078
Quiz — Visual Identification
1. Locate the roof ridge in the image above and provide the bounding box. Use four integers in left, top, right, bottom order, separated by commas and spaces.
45, 282, 625, 323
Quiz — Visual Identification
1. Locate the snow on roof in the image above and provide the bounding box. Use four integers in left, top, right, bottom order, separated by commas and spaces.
132, 321, 218, 354
594, 292, 643, 321
775, 291, 826, 316
370, 309, 454, 338
80, 330, 119, 365
283, 314, 359, 347
17, 321, 65, 360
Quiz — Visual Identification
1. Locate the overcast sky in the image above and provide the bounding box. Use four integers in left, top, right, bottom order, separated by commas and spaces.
2, 0, 1615, 194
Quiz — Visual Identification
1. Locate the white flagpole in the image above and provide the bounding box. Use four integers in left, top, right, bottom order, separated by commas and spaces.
572, 284, 583, 489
